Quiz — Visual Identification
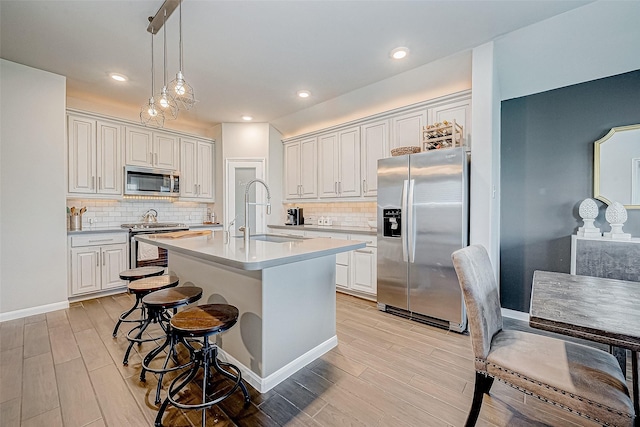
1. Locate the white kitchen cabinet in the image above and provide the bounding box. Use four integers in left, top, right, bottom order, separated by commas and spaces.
360, 119, 388, 197
125, 127, 179, 170
69, 233, 127, 297
180, 137, 214, 200
390, 109, 427, 151
351, 235, 377, 295
68, 114, 122, 195
284, 137, 317, 199
428, 98, 471, 147
319, 127, 361, 198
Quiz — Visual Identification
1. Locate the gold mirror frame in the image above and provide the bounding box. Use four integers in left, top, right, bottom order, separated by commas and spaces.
594, 123, 640, 209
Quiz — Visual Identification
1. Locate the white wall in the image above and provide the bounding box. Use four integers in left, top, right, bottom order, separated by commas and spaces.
470, 42, 501, 277
495, 1, 640, 101
1, 59, 68, 319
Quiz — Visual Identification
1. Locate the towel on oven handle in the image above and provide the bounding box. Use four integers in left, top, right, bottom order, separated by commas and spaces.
137, 241, 159, 261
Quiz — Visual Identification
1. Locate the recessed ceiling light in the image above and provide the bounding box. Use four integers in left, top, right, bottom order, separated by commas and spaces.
109, 73, 128, 82
241, 115, 253, 121
297, 90, 311, 99
390, 47, 409, 60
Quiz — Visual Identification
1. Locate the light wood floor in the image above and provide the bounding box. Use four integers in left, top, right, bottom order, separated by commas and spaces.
0, 291, 627, 427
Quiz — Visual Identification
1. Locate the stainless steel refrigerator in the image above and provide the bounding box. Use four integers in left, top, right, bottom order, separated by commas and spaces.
377, 147, 469, 332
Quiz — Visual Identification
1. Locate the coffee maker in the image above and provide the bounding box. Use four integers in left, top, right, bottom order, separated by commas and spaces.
286, 208, 304, 225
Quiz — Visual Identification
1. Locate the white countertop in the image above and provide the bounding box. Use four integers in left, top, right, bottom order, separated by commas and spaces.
136, 232, 365, 271
268, 224, 376, 236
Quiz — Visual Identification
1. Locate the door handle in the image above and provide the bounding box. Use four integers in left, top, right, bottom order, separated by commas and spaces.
401, 180, 408, 262
408, 179, 416, 263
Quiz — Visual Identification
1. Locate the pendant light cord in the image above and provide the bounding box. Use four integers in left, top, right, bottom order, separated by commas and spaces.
179, 1, 184, 72
150, 27, 155, 96
163, 10, 168, 86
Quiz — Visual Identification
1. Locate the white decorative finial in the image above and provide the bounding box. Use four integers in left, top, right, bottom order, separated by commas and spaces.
603, 201, 631, 240
577, 198, 602, 238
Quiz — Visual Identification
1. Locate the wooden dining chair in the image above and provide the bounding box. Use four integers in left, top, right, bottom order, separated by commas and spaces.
452, 244, 635, 427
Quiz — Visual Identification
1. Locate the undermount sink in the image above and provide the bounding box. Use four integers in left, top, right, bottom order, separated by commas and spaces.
237, 234, 304, 243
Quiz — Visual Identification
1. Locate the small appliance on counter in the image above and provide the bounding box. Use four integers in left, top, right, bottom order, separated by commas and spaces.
286, 208, 304, 225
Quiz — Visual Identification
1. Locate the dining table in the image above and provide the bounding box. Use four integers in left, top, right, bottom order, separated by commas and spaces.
529, 270, 640, 416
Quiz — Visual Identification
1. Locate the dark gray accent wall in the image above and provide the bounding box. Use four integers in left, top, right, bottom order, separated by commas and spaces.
500, 70, 640, 312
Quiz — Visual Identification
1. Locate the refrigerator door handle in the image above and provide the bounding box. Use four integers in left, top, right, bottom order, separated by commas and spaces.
401, 179, 409, 262
408, 179, 416, 263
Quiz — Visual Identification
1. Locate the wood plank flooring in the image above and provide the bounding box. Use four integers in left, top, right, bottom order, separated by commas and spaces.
0, 292, 631, 426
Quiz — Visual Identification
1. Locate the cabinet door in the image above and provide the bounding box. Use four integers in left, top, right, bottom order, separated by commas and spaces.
197, 141, 214, 199
70, 247, 100, 295
284, 142, 301, 199
154, 132, 179, 170
428, 99, 471, 147
68, 115, 96, 194
391, 109, 426, 150
125, 127, 153, 167
101, 244, 127, 290
180, 138, 198, 198
337, 127, 361, 197
352, 247, 377, 295
361, 120, 388, 197
96, 120, 122, 195
299, 137, 318, 198
318, 133, 338, 198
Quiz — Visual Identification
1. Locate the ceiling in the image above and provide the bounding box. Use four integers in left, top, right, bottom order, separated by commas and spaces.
0, 1, 592, 130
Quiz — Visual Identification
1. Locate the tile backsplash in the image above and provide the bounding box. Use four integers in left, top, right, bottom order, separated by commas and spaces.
66, 199, 212, 229
283, 202, 376, 228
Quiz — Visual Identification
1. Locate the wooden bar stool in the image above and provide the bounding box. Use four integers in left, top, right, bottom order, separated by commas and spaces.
155, 304, 250, 427
139, 286, 203, 404
122, 275, 180, 365
112, 266, 165, 338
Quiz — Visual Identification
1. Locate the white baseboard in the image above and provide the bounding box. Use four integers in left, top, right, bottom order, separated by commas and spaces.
0, 300, 70, 322
501, 307, 530, 322
218, 335, 338, 393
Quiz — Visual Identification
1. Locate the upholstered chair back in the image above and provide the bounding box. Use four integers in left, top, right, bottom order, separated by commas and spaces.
452, 245, 503, 369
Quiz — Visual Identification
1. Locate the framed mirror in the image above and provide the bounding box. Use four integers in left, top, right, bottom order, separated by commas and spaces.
594, 124, 640, 209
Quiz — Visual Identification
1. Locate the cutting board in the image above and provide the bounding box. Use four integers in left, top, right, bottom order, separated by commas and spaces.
156, 230, 213, 239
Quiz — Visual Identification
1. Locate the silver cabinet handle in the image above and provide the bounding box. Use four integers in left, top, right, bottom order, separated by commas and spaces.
356, 249, 374, 254
339, 181, 342, 194
92, 176, 95, 190
96, 250, 100, 267
102, 252, 105, 266
149, 152, 153, 165
334, 182, 338, 194
89, 238, 114, 243
363, 179, 367, 193
194, 184, 198, 194
98, 176, 101, 190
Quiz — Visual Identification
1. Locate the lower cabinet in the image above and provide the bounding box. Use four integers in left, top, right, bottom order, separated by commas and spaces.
277, 228, 377, 299
69, 233, 128, 296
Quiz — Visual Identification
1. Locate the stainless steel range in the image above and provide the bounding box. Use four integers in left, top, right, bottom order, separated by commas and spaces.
121, 222, 188, 269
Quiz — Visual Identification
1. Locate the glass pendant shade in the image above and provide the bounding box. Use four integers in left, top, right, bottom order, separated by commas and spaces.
167, 1, 196, 110
140, 27, 165, 128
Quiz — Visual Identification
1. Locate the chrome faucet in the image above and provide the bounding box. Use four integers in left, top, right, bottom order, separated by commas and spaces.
241, 179, 272, 245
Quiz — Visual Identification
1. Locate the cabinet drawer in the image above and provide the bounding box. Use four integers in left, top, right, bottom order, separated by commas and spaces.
71, 233, 127, 247
350, 234, 377, 247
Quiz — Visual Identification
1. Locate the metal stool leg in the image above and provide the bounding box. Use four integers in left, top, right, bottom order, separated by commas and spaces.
113, 293, 145, 337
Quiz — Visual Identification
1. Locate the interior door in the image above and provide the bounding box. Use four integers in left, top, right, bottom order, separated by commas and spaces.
226, 159, 266, 237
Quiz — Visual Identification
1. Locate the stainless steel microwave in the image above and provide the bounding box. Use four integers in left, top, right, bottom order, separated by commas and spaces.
124, 166, 180, 197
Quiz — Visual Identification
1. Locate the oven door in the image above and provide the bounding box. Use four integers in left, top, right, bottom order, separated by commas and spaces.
130, 232, 168, 269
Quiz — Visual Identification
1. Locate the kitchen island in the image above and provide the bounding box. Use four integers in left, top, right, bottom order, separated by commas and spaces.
136, 232, 365, 392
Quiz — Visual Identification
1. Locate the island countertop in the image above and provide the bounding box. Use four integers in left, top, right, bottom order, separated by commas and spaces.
136, 232, 365, 271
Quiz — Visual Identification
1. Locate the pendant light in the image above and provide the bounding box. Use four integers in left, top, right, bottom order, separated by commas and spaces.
168, 0, 196, 110
140, 27, 165, 128
157, 9, 178, 120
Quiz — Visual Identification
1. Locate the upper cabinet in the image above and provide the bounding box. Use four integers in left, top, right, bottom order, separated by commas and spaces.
284, 137, 317, 199
68, 114, 122, 196
319, 127, 361, 198
180, 137, 215, 201
390, 109, 427, 151
281, 91, 471, 202
125, 127, 179, 170
360, 119, 388, 197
